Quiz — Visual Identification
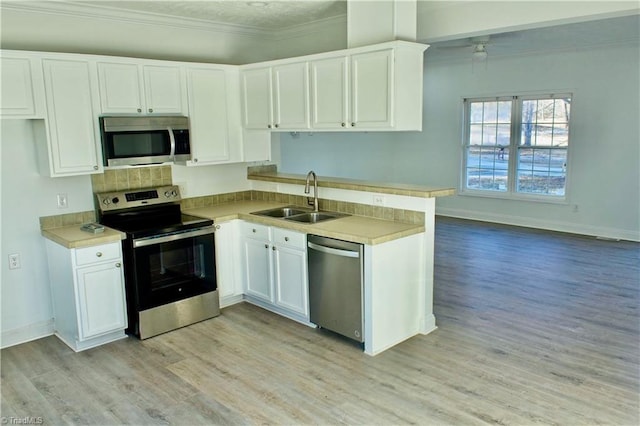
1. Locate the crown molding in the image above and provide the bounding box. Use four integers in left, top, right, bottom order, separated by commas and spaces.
274, 14, 347, 41
1, 1, 274, 38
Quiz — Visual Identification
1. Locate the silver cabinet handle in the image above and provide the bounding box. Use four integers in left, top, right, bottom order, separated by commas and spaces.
96, 252, 103, 257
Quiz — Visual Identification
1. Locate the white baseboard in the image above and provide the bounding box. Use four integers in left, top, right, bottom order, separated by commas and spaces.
436, 207, 640, 242
1, 319, 54, 349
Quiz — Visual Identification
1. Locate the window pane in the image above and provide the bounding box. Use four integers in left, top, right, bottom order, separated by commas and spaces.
466, 147, 508, 191
497, 124, 510, 146
552, 124, 569, 146
470, 124, 483, 145
482, 125, 497, 145
470, 102, 485, 123
497, 101, 511, 122
483, 101, 498, 123
517, 148, 567, 195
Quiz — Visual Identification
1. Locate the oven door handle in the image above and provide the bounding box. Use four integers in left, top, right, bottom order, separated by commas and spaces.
133, 226, 215, 248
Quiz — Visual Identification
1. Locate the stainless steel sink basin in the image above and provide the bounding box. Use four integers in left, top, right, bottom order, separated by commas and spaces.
284, 211, 347, 224
252, 206, 312, 218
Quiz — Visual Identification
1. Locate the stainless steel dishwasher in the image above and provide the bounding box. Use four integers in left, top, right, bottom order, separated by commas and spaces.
307, 235, 364, 343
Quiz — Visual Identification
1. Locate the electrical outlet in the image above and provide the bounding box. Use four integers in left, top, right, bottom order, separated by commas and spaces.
373, 195, 385, 206
57, 193, 68, 209
8, 253, 21, 270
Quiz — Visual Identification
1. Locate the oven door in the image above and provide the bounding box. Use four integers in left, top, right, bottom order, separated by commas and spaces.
131, 227, 216, 311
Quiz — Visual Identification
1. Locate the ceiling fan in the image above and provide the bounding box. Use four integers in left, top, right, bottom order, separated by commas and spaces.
433, 35, 493, 61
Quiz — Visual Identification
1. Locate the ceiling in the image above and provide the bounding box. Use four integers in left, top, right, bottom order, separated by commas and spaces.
1, 1, 638, 64
79, 0, 347, 30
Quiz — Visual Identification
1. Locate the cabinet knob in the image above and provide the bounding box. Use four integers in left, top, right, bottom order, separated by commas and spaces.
148, 108, 153, 113
264, 244, 269, 249
115, 262, 121, 268
137, 108, 142, 113
267, 124, 272, 129
193, 158, 198, 163
96, 252, 103, 257
274, 124, 279, 128
272, 246, 276, 251
341, 123, 346, 127
215, 225, 221, 230
351, 122, 356, 127
252, 229, 257, 233
93, 165, 99, 170
284, 237, 289, 242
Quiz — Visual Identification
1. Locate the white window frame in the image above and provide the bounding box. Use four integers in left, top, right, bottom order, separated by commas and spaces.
460, 93, 572, 203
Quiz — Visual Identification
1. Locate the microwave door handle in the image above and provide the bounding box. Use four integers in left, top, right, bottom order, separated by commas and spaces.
168, 127, 176, 160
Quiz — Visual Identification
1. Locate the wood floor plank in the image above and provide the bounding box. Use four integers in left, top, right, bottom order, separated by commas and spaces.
1, 217, 637, 425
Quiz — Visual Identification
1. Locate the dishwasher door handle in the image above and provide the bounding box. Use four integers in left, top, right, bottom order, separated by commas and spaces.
308, 242, 360, 258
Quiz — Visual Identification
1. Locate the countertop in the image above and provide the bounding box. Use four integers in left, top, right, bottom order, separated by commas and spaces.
248, 171, 456, 198
42, 225, 126, 249
185, 200, 425, 245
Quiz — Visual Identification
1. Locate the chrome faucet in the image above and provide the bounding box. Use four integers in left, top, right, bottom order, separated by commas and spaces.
305, 170, 319, 212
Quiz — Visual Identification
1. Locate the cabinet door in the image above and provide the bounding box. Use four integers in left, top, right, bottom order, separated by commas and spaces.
143, 65, 185, 114
186, 67, 230, 164
215, 221, 242, 303
241, 67, 273, 130
243, 237, 273, 302
41, 59, 102, 176
272, 62, 310, 130
76, 261, 126, 341
97, 62, 144, 114
350, 49, 394, 128
310, 56, 349, 129
0, 56, 45, 117
273, 245, 308, 317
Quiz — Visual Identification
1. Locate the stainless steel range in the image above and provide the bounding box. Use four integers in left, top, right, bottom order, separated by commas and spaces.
97, 185, 219, 339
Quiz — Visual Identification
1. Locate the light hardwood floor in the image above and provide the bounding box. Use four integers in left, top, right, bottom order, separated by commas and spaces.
2, 217, 638, 425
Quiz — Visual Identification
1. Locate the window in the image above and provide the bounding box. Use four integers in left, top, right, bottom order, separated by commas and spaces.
463, 94, 571, 199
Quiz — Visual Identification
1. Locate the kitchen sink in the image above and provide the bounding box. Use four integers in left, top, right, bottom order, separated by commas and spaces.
252, 206, 313, 218
284, 211, 347, 224
251, 206, 348, 224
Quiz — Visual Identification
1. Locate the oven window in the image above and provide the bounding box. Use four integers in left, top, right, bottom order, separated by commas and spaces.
107, 131, 171, 158
132, 233, 216, 310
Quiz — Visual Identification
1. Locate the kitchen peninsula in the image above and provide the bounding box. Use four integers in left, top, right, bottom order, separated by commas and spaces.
184, 166, 455, 355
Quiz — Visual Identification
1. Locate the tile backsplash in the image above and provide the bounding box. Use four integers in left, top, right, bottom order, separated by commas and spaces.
90, 165, 172, 193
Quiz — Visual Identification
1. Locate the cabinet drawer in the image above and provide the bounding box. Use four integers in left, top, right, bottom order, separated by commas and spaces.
273, 228, 306, 250
240, 222, 270, 239
75, 242, 121, 266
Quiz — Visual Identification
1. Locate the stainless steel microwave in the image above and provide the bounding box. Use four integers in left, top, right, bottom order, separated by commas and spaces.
100, 116, 191, 167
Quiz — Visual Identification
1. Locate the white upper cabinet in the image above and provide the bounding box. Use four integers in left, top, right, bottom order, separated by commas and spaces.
0, 55, 46, 118
97, 61, 187, 115
241, 41, 428, 132
310, 56, 349, 129
37, 58, 103, 176
272, 62, 310, 130
241, 67, 273, 130
186, 66, 231, 165
350, 49, 393, 128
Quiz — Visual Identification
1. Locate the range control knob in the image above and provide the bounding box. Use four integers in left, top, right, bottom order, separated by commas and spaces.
164, 191, 171, 198
111, 197, 119, 204
164, 190, 178, 198
102, 198, 111, 205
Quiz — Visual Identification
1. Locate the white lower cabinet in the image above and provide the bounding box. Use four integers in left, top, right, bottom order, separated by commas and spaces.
214, 220, 244, 307
45, 240, 127, 352
240, 222, 309, 323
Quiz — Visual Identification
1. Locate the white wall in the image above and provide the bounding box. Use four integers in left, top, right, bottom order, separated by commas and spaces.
278, 41, 640, 241
1, 120, 95, 346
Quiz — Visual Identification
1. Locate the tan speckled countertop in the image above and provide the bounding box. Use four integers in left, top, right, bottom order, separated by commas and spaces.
42, 226, 126, 249
248, 171, 456, 198
185, 201, 424, 245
